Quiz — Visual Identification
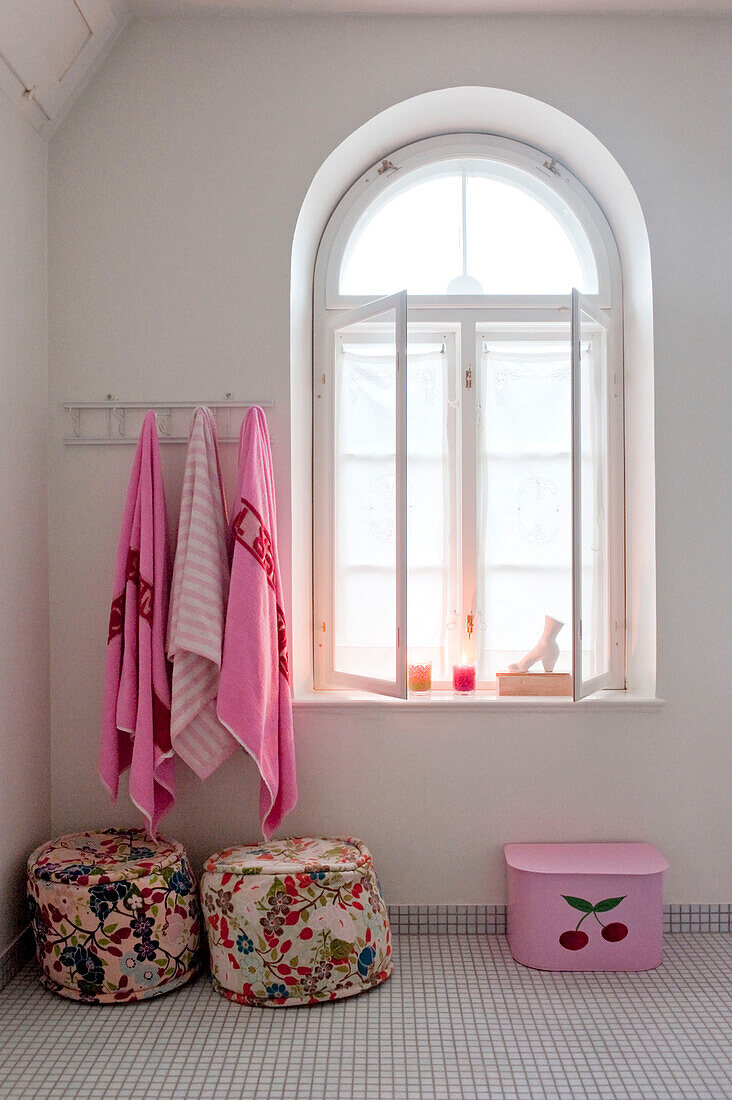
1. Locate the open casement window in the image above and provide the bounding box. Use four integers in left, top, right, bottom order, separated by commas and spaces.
571, 289, 623, 699
314, 135, 626, 700
314, 292, 408, 697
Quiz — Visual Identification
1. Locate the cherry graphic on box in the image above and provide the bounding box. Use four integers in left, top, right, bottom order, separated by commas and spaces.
559, 894, 628, 949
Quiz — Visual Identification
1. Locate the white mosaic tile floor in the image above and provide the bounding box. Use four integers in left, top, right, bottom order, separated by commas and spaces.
0, 934, 730, 1099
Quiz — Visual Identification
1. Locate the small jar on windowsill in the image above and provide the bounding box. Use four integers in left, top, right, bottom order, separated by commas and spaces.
408, 661, 432, 695
452, 662, 476, 695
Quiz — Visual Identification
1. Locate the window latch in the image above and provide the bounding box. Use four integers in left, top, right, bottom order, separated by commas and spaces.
467, 611, 474, 638
465, 367, 472, 390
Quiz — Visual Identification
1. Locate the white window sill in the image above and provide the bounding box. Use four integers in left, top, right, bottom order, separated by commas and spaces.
292, 690, 664, 714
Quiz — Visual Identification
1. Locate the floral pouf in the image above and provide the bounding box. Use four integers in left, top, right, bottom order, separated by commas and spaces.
201, 837, 392, 1006
27, 828, 202, 1003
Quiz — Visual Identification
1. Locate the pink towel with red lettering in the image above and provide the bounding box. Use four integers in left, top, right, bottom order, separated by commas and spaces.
217, 407, 296, 838
99, 410, 174, 836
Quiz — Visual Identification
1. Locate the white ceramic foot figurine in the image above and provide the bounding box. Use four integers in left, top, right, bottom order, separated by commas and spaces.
509, 616, 564, 673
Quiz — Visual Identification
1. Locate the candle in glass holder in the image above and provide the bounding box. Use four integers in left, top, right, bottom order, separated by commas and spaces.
408, 661, 432, 694
452, 662, 476, 694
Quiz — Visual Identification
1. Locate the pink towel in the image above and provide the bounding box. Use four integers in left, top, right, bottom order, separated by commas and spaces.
99, 411, 174, 836
217, 407, 296, 838
168, 407, 236, 778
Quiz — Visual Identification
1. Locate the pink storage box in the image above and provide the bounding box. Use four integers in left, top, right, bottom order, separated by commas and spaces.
504, 843, 669, 972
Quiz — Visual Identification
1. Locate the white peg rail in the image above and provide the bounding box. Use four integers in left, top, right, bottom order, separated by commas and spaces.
63, 400, 274, 445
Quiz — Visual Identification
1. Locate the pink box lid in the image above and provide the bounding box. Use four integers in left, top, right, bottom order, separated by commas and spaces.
504, 842, 669, 875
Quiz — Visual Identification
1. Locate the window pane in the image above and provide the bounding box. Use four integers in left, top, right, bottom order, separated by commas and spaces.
340, 158, 598, 297
405, 344, 454, 681
467, 176, 586, 295
334, 338, 454, 681
340, 175, 463, 297
477, 335, 573, 680
578, 312, 611, 684
333, 324, 398, 682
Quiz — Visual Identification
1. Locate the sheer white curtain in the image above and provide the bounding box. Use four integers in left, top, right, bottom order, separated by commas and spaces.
477, 342, 573, 680
579, 328, 610, 682
334, 342, 452, 681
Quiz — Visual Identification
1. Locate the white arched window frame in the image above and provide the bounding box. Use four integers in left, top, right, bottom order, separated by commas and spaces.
313, 133, 625, 701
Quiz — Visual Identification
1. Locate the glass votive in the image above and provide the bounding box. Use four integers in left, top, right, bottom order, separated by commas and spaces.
408, 661, 432, 694
452, 663, 476, 695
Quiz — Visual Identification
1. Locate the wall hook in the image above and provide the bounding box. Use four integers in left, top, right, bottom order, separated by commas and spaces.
62, 399, 274, 445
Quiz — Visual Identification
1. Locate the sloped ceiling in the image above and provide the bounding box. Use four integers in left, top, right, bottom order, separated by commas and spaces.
1, 0, 728, 138
0, 0, 131, 135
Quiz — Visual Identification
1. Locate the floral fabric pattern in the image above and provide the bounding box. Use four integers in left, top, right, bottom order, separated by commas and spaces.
27, 829, 201, 1003
204, 836, 372, 876
201, 837, 392, 1007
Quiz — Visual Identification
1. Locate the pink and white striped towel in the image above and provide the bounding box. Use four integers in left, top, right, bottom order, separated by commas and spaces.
167, 407, 236, 779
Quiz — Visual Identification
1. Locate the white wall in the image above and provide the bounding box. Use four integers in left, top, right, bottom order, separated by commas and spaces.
48, 13, 731, 903
0, 91, 50, 955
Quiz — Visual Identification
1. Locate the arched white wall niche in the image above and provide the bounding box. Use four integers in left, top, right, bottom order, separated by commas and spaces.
290, 86, 656, 700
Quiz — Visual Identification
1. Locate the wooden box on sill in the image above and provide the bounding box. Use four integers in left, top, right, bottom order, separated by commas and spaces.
496, 671, 573, 697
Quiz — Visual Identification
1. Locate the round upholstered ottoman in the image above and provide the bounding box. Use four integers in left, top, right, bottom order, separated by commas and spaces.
201, 837, 392, 1006
27, 828, 202, 1003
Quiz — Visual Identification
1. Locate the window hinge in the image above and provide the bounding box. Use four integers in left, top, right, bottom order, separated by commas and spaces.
465, 367, 472, 389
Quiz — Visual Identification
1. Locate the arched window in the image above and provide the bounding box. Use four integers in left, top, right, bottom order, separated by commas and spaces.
313, 134, 624, 700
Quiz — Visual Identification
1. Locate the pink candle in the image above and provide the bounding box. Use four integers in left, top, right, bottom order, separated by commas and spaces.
452, 663, 476, 694
408, 662, 432, 693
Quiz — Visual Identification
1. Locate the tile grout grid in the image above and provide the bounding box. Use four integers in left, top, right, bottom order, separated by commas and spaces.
3, 906, 729, 993
386, 905, 732, 936
0, 932, 729, 1099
